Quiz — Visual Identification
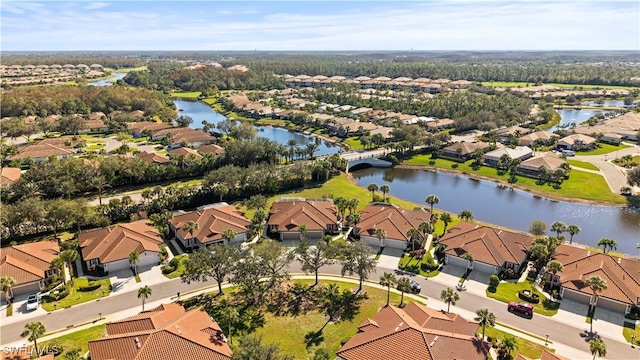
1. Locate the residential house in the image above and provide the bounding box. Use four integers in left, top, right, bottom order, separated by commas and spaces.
79, 220, 163, 274
130, 110, 145, 118
83, 118, 110, 134
10, 142, 76, 163
168, 147, 203, 159
0, 167, 21, 187
337, 302, 489, 360
354, 204, 431, 250
340, 121, 378, 137
518, 131, 558, 147
90, 64, 103, 70
548, 245, 640, 315
267, 198, 339, 242
483, 146, 534, 167
368, 126, 393, 140
169, 203, 251, 249
0, 241, 60, 299
439, 142, 490, 162
198, 144, 226, 157
556, 134, 597, 151
137, 151, 171, 164
426, 118, 455, 130
151, 128, 216, 148
516, 153, 567, 179
128, 121, 172, 138
88, 303, 232, 360
498, 126, 531, 144
439, 222, 534, 275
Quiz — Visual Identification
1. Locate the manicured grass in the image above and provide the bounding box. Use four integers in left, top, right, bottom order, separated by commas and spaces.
486, 282, 559, 316
483, 326, 549, 359
536, 111, 561, 130
163, 254, 188, 279
575, 143, 631, 156
480, 81, 637, 91
85, 140, 106, 150
623, 322, 640, 345
256, 118, 292, 127
254, 280, 410, 358
40, 324, 106, 357
584, 246, 624, 259
343, 137, 364, 150
567, 160, 599, 171
42, 278, 111, 311
112, 66, 148, 73
397, 254, 441, 277
171, 91, 202, 98
402, 155, 626, 204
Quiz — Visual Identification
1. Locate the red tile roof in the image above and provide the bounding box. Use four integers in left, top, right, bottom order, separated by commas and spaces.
439, 222, 534, 267
268, 199, 338, 233
79, 220, 163, 264
11, 143, 75, 160
198, 144, 226, 156
128, 121, 172, 134
356, 204, 430, 242
90, 303, 232, 360
169, 204, 251, 245
337, 303, 488, 360
168, 147, 203, 159
0, 167, 21, 186
137, 151, 170, 164
0, 241, 60, 286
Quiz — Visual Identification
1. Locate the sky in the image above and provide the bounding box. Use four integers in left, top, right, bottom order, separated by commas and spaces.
1, 0, 639, 51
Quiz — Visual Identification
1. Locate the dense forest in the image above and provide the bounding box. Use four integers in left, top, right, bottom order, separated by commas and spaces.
1, 54, 145, 69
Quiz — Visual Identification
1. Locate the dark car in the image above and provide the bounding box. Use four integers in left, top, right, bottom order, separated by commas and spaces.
508, 301, 533, 318
397, 279, 422, 293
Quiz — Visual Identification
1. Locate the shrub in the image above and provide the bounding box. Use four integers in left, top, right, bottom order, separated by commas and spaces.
162, 265, 176, 274
489, 274, 500, 288
518, 290, 540, 304
50, 286, 70, 301
78, 283, 102, 292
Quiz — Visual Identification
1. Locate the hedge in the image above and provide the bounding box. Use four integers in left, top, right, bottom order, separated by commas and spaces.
78, 283, 102, 292
518, 290, 540, 304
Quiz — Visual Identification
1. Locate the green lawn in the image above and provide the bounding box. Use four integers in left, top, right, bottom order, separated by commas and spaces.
483, 326, 549, 359
7, 304, 13, 316
398, 254, 441, 277
256, 118, 292, 127
481, 81, 533, 88
163, 254, 188, 279
486, 282, 559, 316
171, 91, 202, 98
111, 66, 148, 73
575, 143, 631, 156
567, 160, 599, 171
343, 137, 364, 150
623, 322, 640, 346
41, 324, 106, 357
480, 81, 637, 91
254, 280, 409, 358
42, 278, 111, 311
402, 155, 626, 204
85, 140, 106, 150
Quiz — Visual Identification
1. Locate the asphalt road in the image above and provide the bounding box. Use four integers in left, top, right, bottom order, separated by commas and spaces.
1, 262, 637, 359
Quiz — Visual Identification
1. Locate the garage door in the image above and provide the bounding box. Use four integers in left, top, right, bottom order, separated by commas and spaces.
362, 236, 380, 248
597, 297, 628, 313
11, 281, 42, 297
446, 255, 468, 268
306, 231, 324, 241
282, 232, 301, 241
562, 288, 592, 305
384, 239, 407, 250
138, 252, 159, 268
473, 261, 499, 275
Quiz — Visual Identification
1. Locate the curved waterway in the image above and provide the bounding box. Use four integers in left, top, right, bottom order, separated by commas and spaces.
352, 167, 640, 255
87, 72, 127, 86
173, 99, 341, 156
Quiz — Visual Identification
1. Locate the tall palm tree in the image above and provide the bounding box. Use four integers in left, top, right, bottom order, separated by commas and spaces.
59, 249, 78, 284
182, 220, 199, 246
21, 321, 46, 355
222, 229, 237, 245
584, 276, 607, 333
367, 183, 379, 201
138, 285, 152, 311
418, 221, 433, 241
567, 224, 581, 244
347, 198, 359, 215
550, 221, 566, 239
498, 335, 518, 360
346, 213, 362, 227
458, 210, 473, 222
474, 308, 496, 341
374, 228, 387, 252
440, 287, 460, 313
589, 339, 606, 360
425, 194, 440, 213
597, 238, 617, 254
379, 184, 390, 202
396, 277, 412, 306
546, 261, 563, 284
462, 252, 474, 270
0, 277, 16, 305
129, 250, 140, 276
440, 213, 452, 235
89, 175, 111, 206
380, 272, 397, 306
406, 227, 421, 252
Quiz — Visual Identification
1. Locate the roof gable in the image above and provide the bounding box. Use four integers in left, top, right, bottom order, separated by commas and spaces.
169, 205, 251, 244
79, 221, 162, 264
0, 241, 60, 285
268, 200, 338, 232
357, 204, 430, 242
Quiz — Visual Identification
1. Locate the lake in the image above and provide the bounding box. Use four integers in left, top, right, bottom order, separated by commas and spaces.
173, 99, 340, 156
87, 72, 127, 86
580, 100, 630, 108
553, 109, 603, 130
352, 167, 640, 255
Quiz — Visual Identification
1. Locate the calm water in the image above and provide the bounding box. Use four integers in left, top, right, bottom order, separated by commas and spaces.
352, 167, 640, 255
173, 99, 340, 156
580, 100, 628, 108
553, 109, 604, 130
87, 72, 127, 86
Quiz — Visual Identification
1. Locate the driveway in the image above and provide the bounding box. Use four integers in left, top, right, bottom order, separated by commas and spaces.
377, 247, 403, 269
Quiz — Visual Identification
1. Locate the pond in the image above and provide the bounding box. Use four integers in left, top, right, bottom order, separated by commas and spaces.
352, 167, 640, 255
580, 99, 628, 108
87, 72, 127, 86
553, 109, 604, 130
173, 99, 340, 156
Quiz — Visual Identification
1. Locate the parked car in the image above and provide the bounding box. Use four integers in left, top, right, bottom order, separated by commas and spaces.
398, 279, 422, 293
508, 301, 533, 318
26, 294, 39, 311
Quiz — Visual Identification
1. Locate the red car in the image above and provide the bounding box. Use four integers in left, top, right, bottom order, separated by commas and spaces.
508, 301, 533, 317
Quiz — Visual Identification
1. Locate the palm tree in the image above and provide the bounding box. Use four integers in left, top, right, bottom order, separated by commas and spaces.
546, 261, 563, 284
440, 287, 460, 313
379, 184, 390, 202
458, 210, 473, 222
462, 252, 474, 270
567, 224, 581, 244
440, 213, 452, 235
380, 272, 397, 306
589, 339, 606, 360
418, 221, 433, 241
222, 229, 237, 245
347, 198, 359, 215
425, 194, 440, 213
597, 238, 617, 254
550, 221, 566, 238
21, 321, 46, 355
59, 249, 78, 284
298, 224, 307, 240
138, 285, 152, 311
374, 228, 387, 252
346, 213, 362, 227
498, 335, 518, 360
406, 227, 421, 252
584, 276, 607, 333
0, 276, 16, 305
367, 183, 379, 201
182, 220, 199, 246
396, 277, 412, 306
89, 176, 111, 206
474, 308, 496, 341
129, 250, 140, 276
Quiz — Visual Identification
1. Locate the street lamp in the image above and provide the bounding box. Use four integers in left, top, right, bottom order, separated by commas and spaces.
545, 334, 549, 346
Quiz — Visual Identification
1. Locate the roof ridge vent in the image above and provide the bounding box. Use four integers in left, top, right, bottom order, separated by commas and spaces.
618, 257, 621, 264
474, 225, 479, 229
135, 337, 141, 349
394, 322, 404, 332
429, 335, 439, 347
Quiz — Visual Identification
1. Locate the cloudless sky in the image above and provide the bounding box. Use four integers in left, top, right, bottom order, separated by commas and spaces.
2, 0, 639, 51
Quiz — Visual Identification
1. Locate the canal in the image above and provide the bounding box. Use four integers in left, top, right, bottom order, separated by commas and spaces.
87, 72, 127, 86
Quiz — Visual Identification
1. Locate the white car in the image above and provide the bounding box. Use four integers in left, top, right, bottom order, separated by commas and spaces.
26, 294, 39, 311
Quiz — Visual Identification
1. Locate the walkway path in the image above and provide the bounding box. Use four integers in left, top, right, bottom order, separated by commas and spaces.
573, 144, 640, 194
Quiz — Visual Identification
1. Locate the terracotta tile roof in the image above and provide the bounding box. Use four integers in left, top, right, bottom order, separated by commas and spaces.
90, 303, 232, 360
137, 151, 170, 164
337, 303, 488, 360
518, 153, 566, 172
557, 134, 597, 146
169, 147, 203, 158
11, 143, 75, 160
442, 142, 490, 156
79, 220, 163, 264
558, 253, 640, 304
439, 222, 534, 267
0, 167, 21, 186
2, 348, 55, 360
169, 204, 251, 244
198, 144, 226, 156
85, 118, 108, 130
90, 112, 106, 121
268, 199, 338, 232
356, 204, 430, 242
169, 129, 216, 145
130, 110, 145, 118
39, 137, 86, 147
0, 241, 60, 285
128, 121, 172, 134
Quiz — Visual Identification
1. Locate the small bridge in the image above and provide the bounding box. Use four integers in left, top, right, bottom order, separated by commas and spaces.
345, 152, 393, 172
